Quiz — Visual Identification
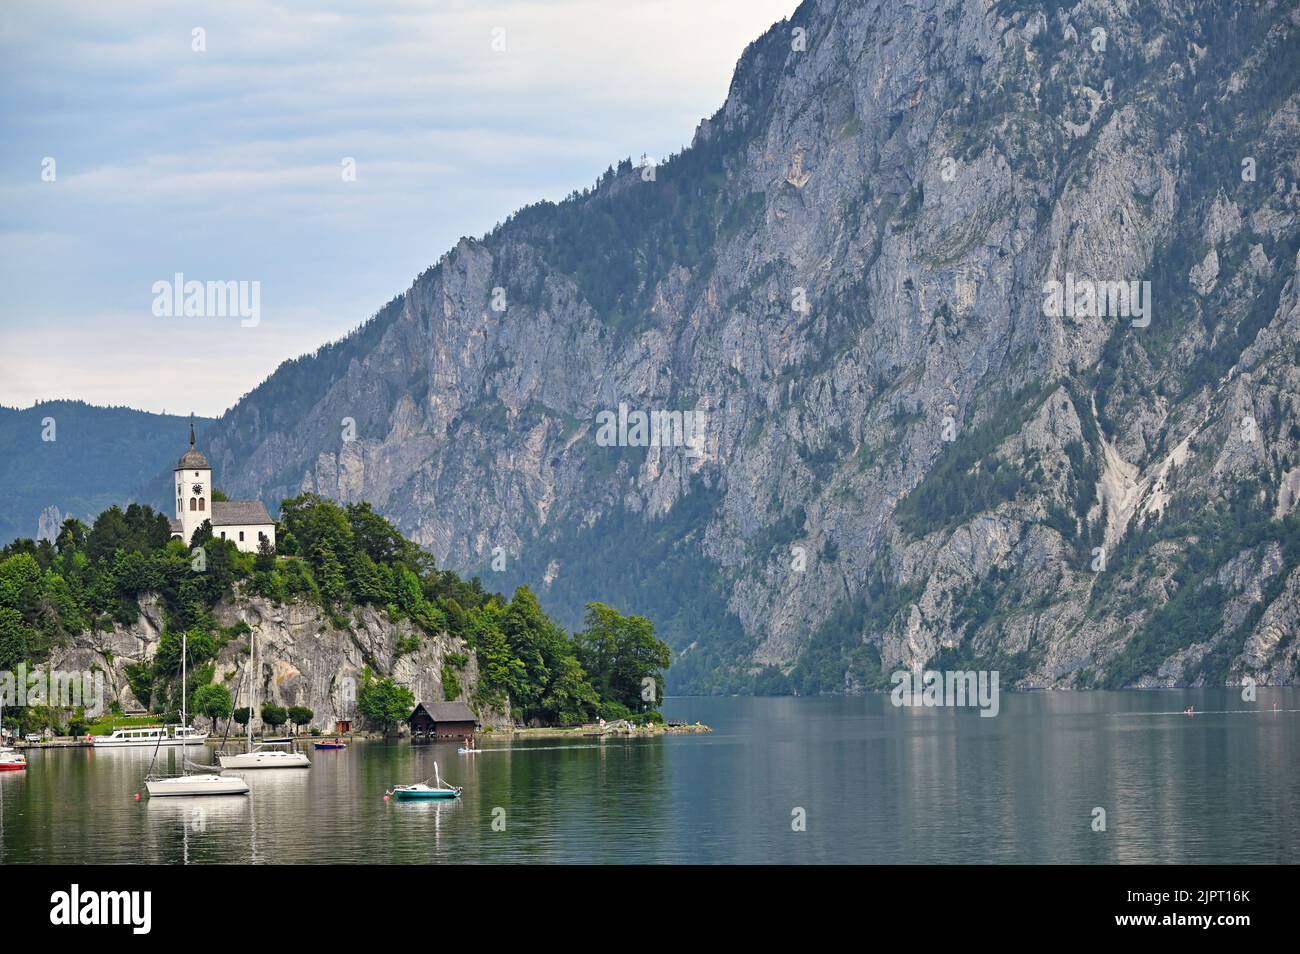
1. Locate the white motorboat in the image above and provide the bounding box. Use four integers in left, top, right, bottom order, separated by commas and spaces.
218, 743, 310, 770
93, 725, 208, 747
146, 772, 248, 796
0, 749, 27, 772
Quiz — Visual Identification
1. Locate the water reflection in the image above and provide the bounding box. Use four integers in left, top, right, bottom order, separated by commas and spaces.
2, 690, 1297, 863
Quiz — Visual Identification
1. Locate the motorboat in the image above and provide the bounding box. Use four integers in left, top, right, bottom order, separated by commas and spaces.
314, 739, 348, 750
93, 725, 208, 747
0, 749, 27, 772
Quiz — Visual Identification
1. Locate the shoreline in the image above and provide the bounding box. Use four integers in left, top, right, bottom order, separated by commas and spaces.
479, 721, 712, 742
5, 721, 713, 749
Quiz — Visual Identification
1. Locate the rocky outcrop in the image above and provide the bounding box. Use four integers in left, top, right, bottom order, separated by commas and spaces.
47, 592, 501, 732
171, 0, 1300, 691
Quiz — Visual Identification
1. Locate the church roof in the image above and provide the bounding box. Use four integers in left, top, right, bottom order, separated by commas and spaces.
211, 500, 274, 527
177, 416, 209, 470
177, 447, 210, 470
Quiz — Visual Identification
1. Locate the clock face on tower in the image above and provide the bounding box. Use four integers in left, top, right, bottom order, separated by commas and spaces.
191, 483, 203, 495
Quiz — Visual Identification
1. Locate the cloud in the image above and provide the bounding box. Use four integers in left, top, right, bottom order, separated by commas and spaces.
0, 0, 800, 414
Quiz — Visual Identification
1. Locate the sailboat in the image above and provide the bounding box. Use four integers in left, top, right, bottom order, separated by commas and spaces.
217, 628, 310, 770
144, 632, 249, 797
385, 761, 462, 800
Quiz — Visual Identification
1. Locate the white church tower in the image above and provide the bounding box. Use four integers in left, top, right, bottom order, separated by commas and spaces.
175, 415, 212, 545
169, 415, 276, 552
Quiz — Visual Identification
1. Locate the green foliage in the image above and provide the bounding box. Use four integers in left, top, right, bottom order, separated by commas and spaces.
287, 705, 314, 729
895, 383, 1052, 537
440, 663, 461, 701
260, 703, 288, 730
2, 495, 667, 728
193, 683, 233, 724
356, 668, 415, 734
1101, 504, 1300, 689
783, 559, 920, 695
575, 602, 671, 716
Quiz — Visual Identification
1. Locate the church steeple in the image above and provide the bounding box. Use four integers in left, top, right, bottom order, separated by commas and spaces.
189, 413, 195, 449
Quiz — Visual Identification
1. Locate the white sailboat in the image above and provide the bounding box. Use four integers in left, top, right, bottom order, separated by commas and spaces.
218, 628, 310, 770
144, 632, 249, 797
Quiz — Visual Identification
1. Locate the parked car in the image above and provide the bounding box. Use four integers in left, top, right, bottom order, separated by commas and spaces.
24, 734, 42, 743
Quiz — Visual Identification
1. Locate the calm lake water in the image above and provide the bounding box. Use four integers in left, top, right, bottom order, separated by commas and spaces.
3, 690, 1297, 863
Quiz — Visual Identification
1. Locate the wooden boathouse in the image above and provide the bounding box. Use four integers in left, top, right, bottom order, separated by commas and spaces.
408, 701, 478, 741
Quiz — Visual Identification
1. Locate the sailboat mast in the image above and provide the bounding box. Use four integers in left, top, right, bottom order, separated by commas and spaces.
181, 631, 187, 727
248, 629, 255, 750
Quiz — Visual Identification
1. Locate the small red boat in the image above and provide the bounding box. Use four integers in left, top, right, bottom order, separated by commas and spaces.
0, 750, 27, 772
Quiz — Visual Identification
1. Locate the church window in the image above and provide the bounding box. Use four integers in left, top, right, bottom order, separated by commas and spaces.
220, 532, 226, 539
190, 498, 197, 511
198, 498, 205, 512
239, 531, 245, 542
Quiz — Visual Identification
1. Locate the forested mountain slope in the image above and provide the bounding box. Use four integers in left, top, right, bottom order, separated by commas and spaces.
173, 0, 1300, 692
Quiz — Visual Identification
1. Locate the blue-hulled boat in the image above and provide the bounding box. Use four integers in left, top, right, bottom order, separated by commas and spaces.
386, 762, 462, 800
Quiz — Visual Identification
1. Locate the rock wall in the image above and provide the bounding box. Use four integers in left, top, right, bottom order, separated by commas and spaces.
161, 0, 1300, 690
48, 592, 503, 732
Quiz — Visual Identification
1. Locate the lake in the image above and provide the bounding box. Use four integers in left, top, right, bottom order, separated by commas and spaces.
3, 689, 1297, 863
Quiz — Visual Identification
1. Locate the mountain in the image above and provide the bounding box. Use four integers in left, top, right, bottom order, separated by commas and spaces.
0, 402, 213, 545
166, 0, 1300, 692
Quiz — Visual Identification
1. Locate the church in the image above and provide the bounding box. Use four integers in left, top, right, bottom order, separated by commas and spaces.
170, 420, 276, 553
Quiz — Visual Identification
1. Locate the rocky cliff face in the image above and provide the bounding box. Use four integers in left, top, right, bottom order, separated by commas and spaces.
49, 592, 495, 732
186, 0, 1300, 692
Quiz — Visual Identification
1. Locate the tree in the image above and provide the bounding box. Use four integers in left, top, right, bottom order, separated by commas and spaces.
189, 519, 214, 548
0, 607, 34, 671
356, 669, 414, 735
193, 683, 233, 729
501, 586, 598, 724
312, 541, 349, 608
575, 602, 671, 715
260, 703, 288, 734
233, 707, 251, 728
287, 705, 314, 734
254, 538, 276, 573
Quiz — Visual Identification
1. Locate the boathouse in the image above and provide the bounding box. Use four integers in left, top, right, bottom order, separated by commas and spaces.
408, 702, 478, 741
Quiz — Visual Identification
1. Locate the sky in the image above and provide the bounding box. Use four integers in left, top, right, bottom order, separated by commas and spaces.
0, 0, 800, 417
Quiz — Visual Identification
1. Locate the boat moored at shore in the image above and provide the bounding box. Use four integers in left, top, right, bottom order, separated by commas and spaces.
94, 725, 209, 748
0, 749, 27, 772
218, 743, 310, 770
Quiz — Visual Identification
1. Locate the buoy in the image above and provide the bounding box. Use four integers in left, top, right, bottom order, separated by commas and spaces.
383, 795, 390, 801
133, 793, 141, 800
